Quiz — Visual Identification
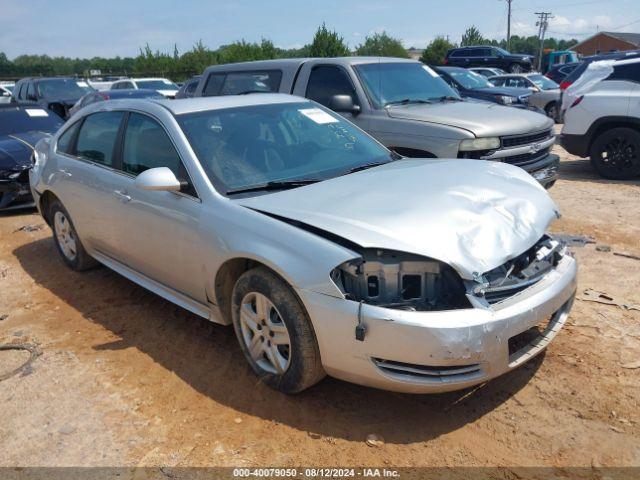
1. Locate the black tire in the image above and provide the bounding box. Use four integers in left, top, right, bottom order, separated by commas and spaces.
589, 127, 640, 180
49, 199, 98, 271
545, 102, 558, 123
231, 266, 325, 394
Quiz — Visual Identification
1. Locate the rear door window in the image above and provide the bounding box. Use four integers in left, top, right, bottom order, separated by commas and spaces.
305, 65, 357, 108
75, 111, 124, 167
203, 71, 282, 96
609, 62, 640, 83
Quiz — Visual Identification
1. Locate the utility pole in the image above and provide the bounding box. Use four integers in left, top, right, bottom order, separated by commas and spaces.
535, 11, 553, 71
506, 0, 513, 50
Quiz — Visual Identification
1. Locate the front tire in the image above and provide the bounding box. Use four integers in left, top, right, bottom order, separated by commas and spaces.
589, 127, 640, 180
545, 102, 558, 122
49, 199, 97, 271
231, 266, 325, 394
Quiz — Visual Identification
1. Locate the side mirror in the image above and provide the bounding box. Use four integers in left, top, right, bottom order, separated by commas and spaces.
531, 86, 541, 93
329, 95, 361, 114
134, 167, 181, 192
1, 91, 10, 97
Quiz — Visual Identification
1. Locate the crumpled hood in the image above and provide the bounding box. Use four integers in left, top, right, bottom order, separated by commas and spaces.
0, 131, 48, 170
386, 100, 552, 137
235, 159, 559, 279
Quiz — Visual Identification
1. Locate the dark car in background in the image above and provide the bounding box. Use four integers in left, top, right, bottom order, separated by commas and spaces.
0, 104, 63, 210
68, 88, 165, 117
434, 66, 532, 108
175, 75, 201, 99
445, 46, 534, 73
11, 77, 94, 119
545, 62, 580, 84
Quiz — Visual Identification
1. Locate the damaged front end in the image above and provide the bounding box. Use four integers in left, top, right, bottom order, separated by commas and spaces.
331, 250, 471, 311
0, 164, 33, 210
330, 235, 568, 313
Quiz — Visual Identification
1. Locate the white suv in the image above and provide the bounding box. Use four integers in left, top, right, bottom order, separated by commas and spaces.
561, 57, 640, 179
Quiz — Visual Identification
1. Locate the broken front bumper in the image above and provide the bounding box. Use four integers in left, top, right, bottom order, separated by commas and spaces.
299, 254, 577, 393
0, 171, 34, 210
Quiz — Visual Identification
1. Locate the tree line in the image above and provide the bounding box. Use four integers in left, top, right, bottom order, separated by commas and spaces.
0, 23, 577, 81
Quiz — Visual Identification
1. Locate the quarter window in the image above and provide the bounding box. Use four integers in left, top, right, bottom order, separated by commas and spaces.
75, 111, 124, 167
306, 65, 357, 108
609, 62, 640, 83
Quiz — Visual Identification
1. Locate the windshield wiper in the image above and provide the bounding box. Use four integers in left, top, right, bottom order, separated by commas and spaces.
226, 179, 319, 195
236, 90, 271, 95
383, 98, 432, 107
431, 95, 463, 102
346, 161, 392, 174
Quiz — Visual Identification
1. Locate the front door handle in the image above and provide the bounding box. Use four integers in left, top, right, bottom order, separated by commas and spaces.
113, 190, 132, 202
59, 168, 72, 177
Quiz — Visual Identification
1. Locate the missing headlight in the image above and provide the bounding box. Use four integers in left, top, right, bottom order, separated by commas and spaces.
331, 249, 471, 311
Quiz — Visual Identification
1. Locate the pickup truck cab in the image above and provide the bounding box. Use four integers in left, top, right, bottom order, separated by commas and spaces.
194, 57, 559, 187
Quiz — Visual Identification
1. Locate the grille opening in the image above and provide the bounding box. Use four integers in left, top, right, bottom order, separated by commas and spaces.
373, 358, 482, 381
401, 275, 422, 300
501, 129, 553, 148
508, 317, 553, 357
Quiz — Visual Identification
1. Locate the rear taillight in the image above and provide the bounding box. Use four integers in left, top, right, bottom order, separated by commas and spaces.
544, 72, 552, 78
100, 93, 110, 100
570, 95, 584, 108
443, 58, 448, 65
560, 81, 571, 90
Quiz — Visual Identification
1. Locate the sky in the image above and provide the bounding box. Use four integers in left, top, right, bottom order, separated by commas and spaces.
1, 0, 640, 59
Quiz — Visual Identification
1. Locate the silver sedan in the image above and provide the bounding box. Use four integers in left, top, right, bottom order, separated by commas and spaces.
489, 73, 562, 121
29, 94, 577, 394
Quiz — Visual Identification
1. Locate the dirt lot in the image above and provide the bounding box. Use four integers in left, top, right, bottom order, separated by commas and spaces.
0, 140, 639, 469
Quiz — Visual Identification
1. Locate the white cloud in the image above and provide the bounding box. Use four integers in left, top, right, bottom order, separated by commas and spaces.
508, 14, 615, 38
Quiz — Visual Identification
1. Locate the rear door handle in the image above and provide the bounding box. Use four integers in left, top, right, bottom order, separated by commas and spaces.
113, 190, 132, 202
59, 168, 72, 177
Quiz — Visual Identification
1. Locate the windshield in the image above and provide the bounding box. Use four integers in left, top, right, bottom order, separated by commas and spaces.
495, 47, 511, 56
529, 74, 559, 90
0, 107, 63, 136
445, 69, 494, 89
37, 79, 93, 99
137, 79, 178, 90
355, 62, 460, 107
177, 102, 394, 194
2, 84, 14, 92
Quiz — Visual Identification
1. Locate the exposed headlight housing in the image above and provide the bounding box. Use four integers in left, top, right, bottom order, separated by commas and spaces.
495, 95, 514, 105
330, 249, 471, 311
459, 137, 500, 151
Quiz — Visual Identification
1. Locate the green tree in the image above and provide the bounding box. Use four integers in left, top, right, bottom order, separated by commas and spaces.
420, 36, 456, 65
461, 26, 486, 47
309, 23, 350, 57
356, 31, 408, 58
216, 39, 279, 64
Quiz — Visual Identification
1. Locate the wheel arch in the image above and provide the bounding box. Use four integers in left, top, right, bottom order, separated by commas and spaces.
38, 190, 60, 226
587, 116, 640, 151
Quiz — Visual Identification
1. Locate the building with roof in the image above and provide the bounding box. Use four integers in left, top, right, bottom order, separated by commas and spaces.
570, 31, 640, 56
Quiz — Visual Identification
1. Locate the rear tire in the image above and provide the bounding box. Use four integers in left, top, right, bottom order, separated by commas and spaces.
231, 266, 325, 394
589, 127, 640, 180
49, 199, 98, 271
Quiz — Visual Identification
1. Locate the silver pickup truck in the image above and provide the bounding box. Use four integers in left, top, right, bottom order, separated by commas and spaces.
194, 57, 559, 187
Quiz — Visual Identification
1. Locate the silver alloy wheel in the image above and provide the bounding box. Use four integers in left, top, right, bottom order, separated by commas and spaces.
510, 64, 524, 73
53, 211, 77, 261
239, 292, 291, 375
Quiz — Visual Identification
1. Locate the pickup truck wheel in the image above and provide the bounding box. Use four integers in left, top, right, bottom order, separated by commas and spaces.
589, 127, 640, 180
232, 266, 325, 394
509, 63, 523, 73
49, 199, 97, 271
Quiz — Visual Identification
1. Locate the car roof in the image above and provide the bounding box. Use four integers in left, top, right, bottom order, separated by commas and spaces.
203, 56, 417, 72
94, 93, 310, 116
